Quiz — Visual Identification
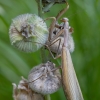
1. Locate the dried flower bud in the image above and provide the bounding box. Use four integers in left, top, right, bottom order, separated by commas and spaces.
12, 76, 44, 100
42, 0, 66, 12
9, 14, 48, 52
28, 61, 61, 95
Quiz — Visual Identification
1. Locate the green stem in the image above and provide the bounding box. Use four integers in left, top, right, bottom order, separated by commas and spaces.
35, 0, 43, 17
35, 0, 48, 63
35, 1, 51, 100
45, 95, 51, 100
40, 47, 47, 63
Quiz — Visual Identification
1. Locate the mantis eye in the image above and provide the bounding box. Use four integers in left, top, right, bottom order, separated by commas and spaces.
28, 61, 61, 95
9, 14, 49, 52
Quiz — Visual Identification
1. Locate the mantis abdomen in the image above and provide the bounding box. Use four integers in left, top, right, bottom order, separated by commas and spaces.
61, 47, 84, 100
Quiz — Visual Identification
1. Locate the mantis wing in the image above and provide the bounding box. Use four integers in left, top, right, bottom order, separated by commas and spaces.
61, 47, 84, 100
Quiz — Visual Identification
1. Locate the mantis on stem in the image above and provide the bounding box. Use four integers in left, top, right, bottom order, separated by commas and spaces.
46, 15, 84, 99
15, 2, 83, 99
39, 2, 84, 99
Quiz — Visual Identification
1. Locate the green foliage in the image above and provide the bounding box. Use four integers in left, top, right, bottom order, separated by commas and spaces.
0, 0, 100, 100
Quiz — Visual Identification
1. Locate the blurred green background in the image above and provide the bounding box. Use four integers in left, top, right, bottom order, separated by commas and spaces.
0, 0, 100, 100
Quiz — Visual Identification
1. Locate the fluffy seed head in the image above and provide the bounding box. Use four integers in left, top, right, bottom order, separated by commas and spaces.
9, 14, 49, 52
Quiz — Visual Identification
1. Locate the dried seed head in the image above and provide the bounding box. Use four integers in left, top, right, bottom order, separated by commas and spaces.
9, 14, 49, 52
28, 61, 61, 95
42, 0, 66, 5
42, 0, 66, 12
12, 76, 44, 100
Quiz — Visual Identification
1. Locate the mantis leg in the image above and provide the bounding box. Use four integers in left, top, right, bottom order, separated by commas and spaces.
44, 17, 57, 41
46, 37, 62, 59
50, 29, 64, 42
45, 2, 69, 41
56, 2, 69, 20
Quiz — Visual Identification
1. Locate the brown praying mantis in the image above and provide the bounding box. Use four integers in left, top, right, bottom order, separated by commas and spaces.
27, 2, 84, 100
45, 5, 84, 100
60, 18, 84, 100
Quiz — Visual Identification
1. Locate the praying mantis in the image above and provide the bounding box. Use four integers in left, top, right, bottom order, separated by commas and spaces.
41, 2, 84, 99
30, 2, 84, 100
46, 17, 84, 99
44, 3, 72, 59
60, 18, 84, 100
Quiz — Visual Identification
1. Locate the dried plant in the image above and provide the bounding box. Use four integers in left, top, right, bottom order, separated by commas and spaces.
12, 76, 45, 100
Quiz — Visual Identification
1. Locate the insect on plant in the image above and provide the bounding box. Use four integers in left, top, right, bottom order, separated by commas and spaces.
9, 3, 73, 57
43, 2, 74, 59
43, 3, 84, 99
60, 18, 84, 100
9, 2, 84, 99
26, 2, 84, 100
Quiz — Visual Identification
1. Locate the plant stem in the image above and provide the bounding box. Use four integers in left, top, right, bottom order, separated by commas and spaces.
35, 0, 43, 17
40, 47, 47, 63
35, 0, 47, 63
45, 95, 51, 100
35, 1, 51, 100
